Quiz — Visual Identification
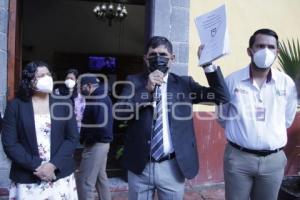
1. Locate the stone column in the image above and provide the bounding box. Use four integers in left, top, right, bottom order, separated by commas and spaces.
0, 0, 10, 192
148, 0, 190, 76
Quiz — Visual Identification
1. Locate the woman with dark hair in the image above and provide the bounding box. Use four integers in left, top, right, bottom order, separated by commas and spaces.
55, 68, 85, 132
56, 69, 79, 99
2, 61, 79, 199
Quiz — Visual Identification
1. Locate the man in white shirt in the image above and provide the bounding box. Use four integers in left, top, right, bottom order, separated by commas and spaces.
218, 28, 298, 200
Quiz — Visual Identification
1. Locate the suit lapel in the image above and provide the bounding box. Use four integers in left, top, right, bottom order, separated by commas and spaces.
167, 73, 179, 129
49, 96, 59, 154
21, 99, 39, 154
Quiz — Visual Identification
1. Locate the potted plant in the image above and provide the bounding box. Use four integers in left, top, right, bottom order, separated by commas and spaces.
278, 39, 300, 199
278, 39, 300, 102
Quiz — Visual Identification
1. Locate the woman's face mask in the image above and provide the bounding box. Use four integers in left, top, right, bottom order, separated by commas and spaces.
252, 48, 276, 69
35, 75, 53, 93
65, 79, 76, 89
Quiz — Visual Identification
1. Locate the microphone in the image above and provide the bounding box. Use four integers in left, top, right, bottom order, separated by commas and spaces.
152, 67, 167, 108
153, 85, 160, 120
153, 85, 160, 109
154, 85, 160, 100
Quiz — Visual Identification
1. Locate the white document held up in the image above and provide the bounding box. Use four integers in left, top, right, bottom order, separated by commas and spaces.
195, 4, 230, 65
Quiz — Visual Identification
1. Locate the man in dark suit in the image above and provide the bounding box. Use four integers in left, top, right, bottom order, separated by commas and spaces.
115, 36, 230, 199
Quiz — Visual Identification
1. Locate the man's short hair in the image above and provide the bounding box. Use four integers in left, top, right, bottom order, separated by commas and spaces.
145, 36, 173, 54
249, 28, 279, 48
80, 74, 99, 86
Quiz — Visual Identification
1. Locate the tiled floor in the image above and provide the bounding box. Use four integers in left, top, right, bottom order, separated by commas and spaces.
111, 186, 225, 200
109, 178, 225, 200
0, 178, 225, 200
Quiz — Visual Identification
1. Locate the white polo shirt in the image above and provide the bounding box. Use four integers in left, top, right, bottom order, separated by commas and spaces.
218, 65, 297, 150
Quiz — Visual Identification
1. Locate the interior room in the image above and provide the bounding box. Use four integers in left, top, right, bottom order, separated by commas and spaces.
21, 0, 146, 178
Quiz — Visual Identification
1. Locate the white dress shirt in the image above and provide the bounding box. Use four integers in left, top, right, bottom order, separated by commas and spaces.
218, 65, 297, 150
159, 73, 174, 155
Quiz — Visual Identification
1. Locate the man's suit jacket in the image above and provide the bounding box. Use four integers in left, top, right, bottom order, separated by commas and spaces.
0, 111, 2, 133
1, 96, 79, 183
116, 67, 229, 179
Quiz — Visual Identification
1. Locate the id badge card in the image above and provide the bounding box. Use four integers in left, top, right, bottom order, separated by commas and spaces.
255, 106, 266, 121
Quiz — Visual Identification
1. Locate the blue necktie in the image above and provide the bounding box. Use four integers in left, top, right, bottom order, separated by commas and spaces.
151, 87, 164, 161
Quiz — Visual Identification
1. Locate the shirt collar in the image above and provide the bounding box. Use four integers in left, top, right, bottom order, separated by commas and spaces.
240, 65, 252, 81
163, 73, 169, 84
242, 65, 277, 83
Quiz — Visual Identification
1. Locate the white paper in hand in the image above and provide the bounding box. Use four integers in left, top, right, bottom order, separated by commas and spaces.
195, 4, 230, 65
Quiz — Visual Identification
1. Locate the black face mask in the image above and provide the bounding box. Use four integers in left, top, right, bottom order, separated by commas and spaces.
81, 89, 89, 96
148, 56, 169, 73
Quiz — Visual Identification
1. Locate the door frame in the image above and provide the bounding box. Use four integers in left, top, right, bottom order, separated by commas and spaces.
7, 0, 22, 100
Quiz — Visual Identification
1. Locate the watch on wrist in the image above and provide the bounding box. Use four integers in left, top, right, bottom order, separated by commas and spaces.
202, 62, 212, 68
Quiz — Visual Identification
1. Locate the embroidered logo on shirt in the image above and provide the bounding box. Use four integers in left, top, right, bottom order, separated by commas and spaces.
234, 88, 248, 94
276, 89, 286, 96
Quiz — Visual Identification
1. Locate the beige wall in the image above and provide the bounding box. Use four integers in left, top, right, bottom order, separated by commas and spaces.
189, 0, 300, 111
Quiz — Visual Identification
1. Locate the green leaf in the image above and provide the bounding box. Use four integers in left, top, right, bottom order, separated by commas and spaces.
278, 38, 300, 80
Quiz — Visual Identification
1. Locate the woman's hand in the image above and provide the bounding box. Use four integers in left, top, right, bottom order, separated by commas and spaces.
34, 162, 57, 182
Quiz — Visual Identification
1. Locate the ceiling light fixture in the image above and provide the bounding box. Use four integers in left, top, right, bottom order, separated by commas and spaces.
93, 1, 128, 26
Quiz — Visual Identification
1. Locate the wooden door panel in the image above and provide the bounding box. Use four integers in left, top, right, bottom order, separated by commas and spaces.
7, 0, 21, 100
